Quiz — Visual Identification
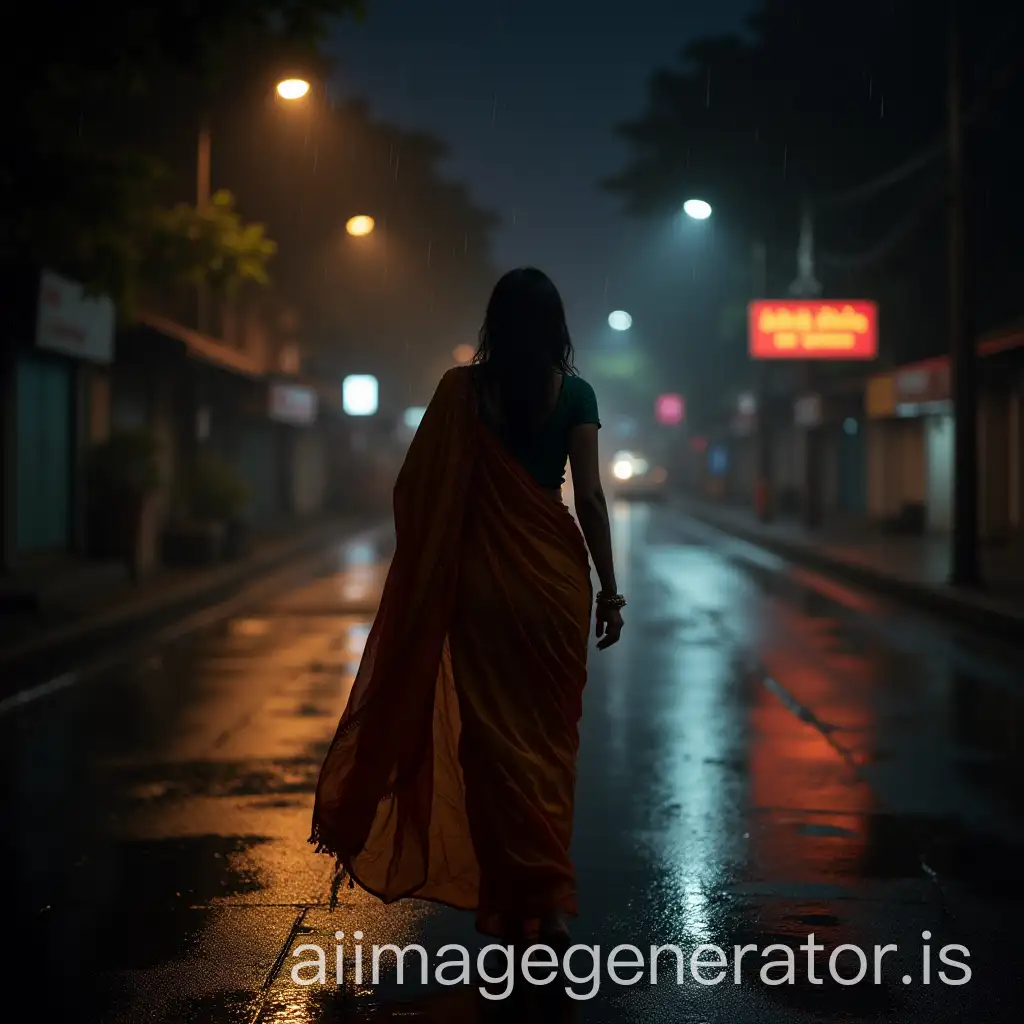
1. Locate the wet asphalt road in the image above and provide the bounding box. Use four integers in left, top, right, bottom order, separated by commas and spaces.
5, 503, 1024, 1023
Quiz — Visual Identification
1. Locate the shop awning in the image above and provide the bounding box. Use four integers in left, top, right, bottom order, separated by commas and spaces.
866, 325, 1024, 419
136, 312, 265, 378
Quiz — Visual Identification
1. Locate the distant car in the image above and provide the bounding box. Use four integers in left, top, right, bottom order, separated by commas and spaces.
608, 450, 668, 500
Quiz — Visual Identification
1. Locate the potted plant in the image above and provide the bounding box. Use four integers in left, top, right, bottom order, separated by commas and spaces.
164, 451, 251, 564
87, 430, 162, 577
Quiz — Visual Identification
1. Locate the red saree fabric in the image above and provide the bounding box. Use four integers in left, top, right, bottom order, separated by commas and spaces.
310, 366, 592, 935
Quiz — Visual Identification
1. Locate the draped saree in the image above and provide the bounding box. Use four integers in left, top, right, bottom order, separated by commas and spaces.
310, 366, 592, 935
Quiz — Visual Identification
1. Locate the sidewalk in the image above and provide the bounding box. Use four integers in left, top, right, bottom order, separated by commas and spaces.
0, 514, 369, 674
679, 495, 1024, 638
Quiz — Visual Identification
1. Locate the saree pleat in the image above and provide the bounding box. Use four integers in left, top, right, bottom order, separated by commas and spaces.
310, 366, 591, 934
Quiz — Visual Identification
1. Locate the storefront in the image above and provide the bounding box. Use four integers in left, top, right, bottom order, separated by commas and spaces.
4, 270, 115, 562
864, 366, 935, 533
235, 380, 321, 524
792, 389, 867, 522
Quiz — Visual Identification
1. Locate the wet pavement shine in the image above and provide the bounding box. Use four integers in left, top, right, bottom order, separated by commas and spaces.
4, 507, 1024, 1023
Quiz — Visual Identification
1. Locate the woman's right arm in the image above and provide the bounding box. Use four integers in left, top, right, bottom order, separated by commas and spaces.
567, 423, 617, 596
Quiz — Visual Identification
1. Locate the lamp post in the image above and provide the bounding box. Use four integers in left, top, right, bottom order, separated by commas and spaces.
196, 77, 312, 209
195, 77, 312, 332
682, 199, 774, 520
751, 239, 772, 522
683, 196, 825, 523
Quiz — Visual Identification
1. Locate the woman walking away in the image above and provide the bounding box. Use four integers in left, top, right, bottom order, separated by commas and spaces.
310, 267, 624, 945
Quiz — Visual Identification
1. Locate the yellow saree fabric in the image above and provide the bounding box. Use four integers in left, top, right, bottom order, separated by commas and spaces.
310, 366, 592, 934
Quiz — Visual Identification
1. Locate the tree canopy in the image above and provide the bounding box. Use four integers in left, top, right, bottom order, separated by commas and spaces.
3, 0, 500, 400
604, 0, 1024, 420
2, 0, 365, 310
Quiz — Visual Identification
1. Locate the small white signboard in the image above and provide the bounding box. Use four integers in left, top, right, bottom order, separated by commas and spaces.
36, 270, 115, 364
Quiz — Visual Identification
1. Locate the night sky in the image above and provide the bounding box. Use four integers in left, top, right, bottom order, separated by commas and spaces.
329, 0, 756, 351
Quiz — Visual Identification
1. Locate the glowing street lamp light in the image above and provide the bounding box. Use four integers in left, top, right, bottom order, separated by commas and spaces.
452, 344, 475, 365
608, 310, 632, 331
683, 198, 712, 221
276, 78, 311, 100
342, 374, 378, 416
346, 215, 375, 237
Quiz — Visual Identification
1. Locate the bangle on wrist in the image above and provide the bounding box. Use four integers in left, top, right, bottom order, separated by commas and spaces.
596, 592, 626, 609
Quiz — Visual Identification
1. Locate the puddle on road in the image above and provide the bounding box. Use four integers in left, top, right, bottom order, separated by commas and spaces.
25, 833, 273, 975
744, 805, 1024, 907
740, 559, 848, 622
120, 757, 322, 803
254, 982, 581, 1024
230, 617, 272, 638
796, 822, 857, 838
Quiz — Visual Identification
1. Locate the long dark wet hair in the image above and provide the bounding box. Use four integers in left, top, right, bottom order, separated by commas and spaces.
473, 267, 577, 438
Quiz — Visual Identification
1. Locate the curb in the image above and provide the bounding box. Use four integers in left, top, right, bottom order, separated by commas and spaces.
681, 503, 1024, 643
0, 516, 375, 676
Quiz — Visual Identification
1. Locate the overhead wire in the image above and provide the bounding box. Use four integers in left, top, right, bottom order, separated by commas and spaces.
813, 16, 1023, 212
809, 17, 1023, 270
818, 176, 946, 270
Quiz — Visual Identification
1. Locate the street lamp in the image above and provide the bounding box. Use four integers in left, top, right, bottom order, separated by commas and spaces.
195, 76, 313, 333
608, 310, 632, 331
683, 198, 712, 220
679, 196, 773, 520
452, 344, 475, 365
276, 78, 311, 100
198, 78, 311, 209
346, 215, 375, 237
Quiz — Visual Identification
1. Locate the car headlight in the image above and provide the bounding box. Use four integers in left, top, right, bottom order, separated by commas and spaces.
612, 458, 634, 480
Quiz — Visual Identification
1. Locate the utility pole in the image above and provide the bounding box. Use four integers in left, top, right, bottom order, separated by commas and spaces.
948, 0, 980, 585
791, 198, 823, 530
196, 121, 212, 335
197, 125, 211, 208
753, 239, 772, 522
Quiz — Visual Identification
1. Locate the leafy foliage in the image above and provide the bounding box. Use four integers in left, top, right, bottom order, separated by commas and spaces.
2, 0, 365, 309
146, 191, 277, 295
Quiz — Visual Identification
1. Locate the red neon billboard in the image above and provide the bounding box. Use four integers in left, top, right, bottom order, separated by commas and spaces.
748, 301, 878, 360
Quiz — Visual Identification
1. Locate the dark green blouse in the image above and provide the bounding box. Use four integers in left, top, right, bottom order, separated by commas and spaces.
481, 374, 601, 489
